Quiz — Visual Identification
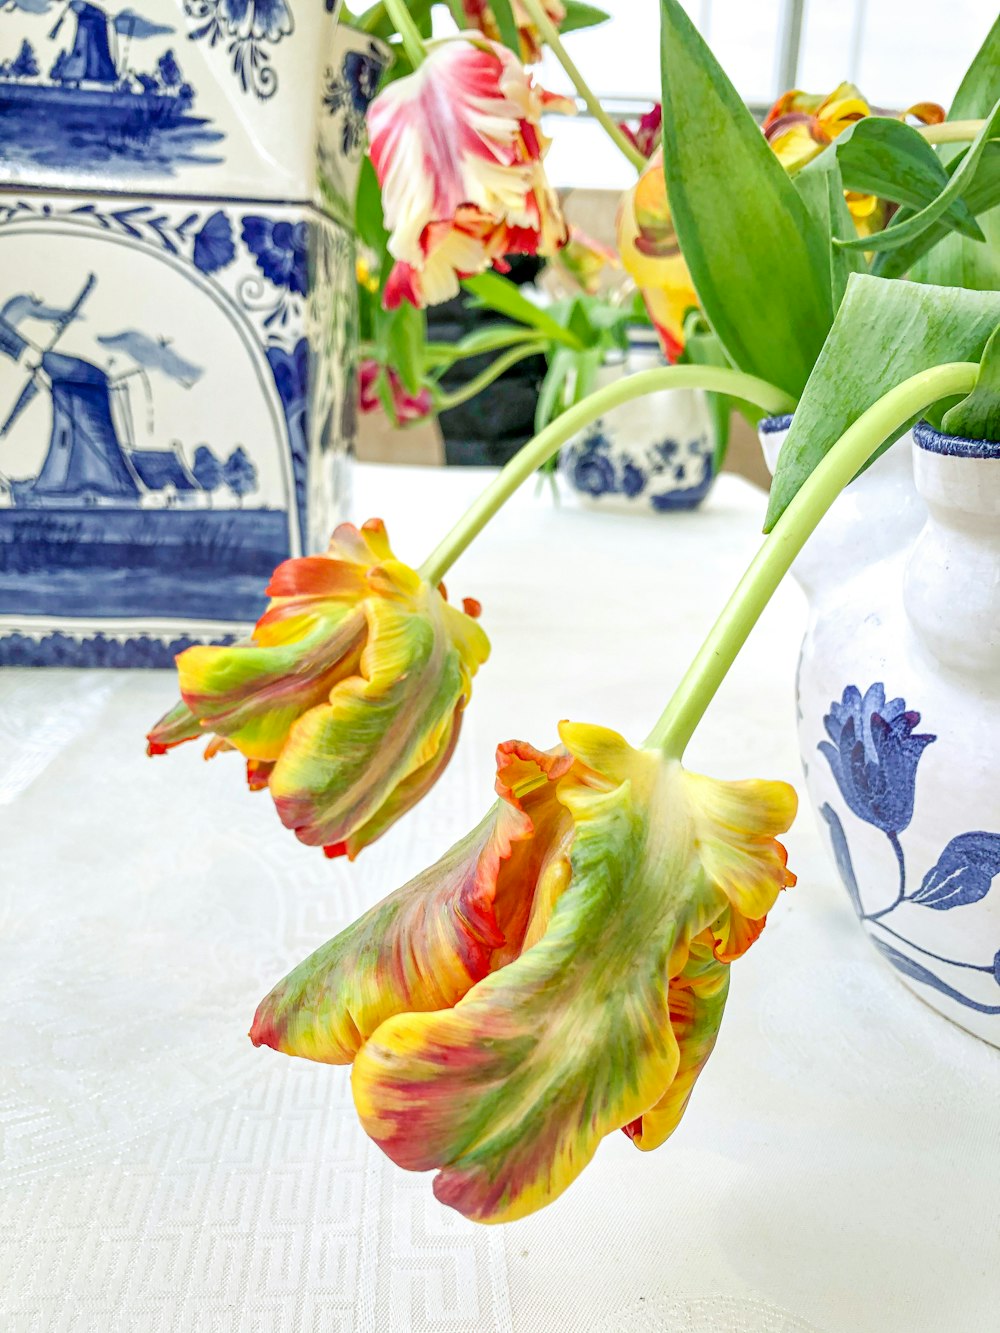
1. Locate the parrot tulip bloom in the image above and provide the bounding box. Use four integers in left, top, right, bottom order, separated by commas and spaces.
617, 148, 698, 361
763, 82, 944, 234
252, 722, 796, 1223
147, 519, 489, 859
460, 0, 566, 64
368, 36, 568, 309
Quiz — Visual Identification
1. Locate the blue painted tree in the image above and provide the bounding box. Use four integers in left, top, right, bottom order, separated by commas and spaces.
11, 40, 39, 79
223, 447, 257, 506
192, 445, 223, 496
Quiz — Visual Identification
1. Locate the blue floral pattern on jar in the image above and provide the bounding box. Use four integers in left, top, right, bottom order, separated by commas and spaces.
819, 681, 1000, 1016
560, 421, 714, 512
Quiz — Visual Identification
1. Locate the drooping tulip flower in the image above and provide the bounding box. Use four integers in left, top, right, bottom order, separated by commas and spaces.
763, 82, 944, 235
368, 36, 568, 309
147, 519, 489, 859
252, 721, 797, 1222
359, 359, 433, 424
619, 102, 663, 160
460, 0, 567, 64
616, 148, 699, 362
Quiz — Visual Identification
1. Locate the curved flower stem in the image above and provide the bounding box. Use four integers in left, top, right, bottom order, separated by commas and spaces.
432, 341, 549, 413
645, 362, 980, 757
865, 831, 907, 920
516, 0, 648, 174
417, 366, 794, 586
918, 119, 986, 146
867, 917, 995, 975
423, 327, 550, 367
383, 0, 427, 67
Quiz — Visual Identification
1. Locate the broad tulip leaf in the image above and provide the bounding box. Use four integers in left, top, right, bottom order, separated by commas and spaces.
765, 274, 1000, 530
829, 117, 980, 236
837, 99, 1000, 253
658, 0, 832, 399
874, 143, 1000, 282
794, 155, 866, 313
911, 831, 1000, 909
911, 15, 1000, 292
942, 324, 1000, 438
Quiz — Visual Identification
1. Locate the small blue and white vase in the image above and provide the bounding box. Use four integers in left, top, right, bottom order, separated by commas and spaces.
0, 3, 388, 666
559, 330, 716, 514
761, 415, 1000, 1046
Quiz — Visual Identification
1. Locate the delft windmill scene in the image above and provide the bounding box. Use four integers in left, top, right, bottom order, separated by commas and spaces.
0, 255, 294, 638
0, 0, 224, 175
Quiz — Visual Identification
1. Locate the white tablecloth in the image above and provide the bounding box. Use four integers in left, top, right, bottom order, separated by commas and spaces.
1, 466, 997, 1333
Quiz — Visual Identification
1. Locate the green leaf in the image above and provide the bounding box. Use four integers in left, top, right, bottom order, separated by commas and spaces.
942, 323, 1000, 439
764, 274, 1000, 529
535, 345, 577, 433
658, 0, 833, 401
383, 302, 427, 396
486, 0, 523, 54
560, 1, 611, 34
355, 155, 390, 258
463, 272, 584, 348
911, 15, 1000, 292
874, 143, 1000, 281
829, 117, 980, 237
836, 99, 1000, 253
793, 155, 866, 313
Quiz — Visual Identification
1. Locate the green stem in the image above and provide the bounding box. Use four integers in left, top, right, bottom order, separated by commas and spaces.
418, 366, 793, 585
423, 327, 548, 366
645, 362, 978, 757
918, 119, 985, 146
516, 0, 648, 174
432, 341, 548, 413
383, 0, 427, 67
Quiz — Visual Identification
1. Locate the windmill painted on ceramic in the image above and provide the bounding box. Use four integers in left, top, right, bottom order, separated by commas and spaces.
0, 1, 388, 665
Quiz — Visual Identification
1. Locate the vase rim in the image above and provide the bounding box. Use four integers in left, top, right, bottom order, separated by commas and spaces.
914, 419, 1000, 461
758, 413, 794, 435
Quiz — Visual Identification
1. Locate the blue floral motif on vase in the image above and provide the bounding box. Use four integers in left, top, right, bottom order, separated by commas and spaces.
818, 681, 1000, 1015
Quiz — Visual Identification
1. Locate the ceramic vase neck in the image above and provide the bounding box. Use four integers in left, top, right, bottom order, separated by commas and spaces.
904, 422, 1000, 679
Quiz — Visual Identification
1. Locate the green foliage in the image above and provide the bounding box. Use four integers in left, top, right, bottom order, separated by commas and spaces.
764, 276, 1000, 530
942, 325, 1000, 440
912, 14, 1000, 292
658, 0, 833, 399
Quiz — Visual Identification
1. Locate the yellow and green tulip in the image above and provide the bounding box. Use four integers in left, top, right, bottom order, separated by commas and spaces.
252, 721, 796, 1223
147, 519, 489, 859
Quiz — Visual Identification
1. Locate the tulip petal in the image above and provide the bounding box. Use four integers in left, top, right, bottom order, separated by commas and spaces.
251, 742, 569, 1062
624, 940, 729, 1151
269, 585, 489, 849
146, 697, 204, 755
351, 729, 796, 1223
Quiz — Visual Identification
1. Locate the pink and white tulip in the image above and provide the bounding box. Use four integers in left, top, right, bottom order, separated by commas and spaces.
367, 36, 568, 309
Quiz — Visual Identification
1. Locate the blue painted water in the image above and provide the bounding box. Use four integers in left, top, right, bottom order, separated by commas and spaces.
0, 106, 224, 176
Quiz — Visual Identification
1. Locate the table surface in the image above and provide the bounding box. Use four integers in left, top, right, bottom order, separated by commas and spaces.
2, 465, 997, 1333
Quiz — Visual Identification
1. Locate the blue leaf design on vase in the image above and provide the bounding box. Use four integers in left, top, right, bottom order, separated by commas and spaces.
820, 802, 864, 918
871, 939, 1000, 1015
620, 460, 645, 498
819, 683, 936, 836
192, 210, 236, 274
819, 681, 1000, 1014
910, 832, 1000, 909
